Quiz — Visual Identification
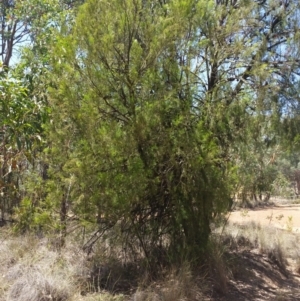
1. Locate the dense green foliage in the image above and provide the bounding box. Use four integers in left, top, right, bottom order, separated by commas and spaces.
47, 0, 235, 260
1, 0, 300, 265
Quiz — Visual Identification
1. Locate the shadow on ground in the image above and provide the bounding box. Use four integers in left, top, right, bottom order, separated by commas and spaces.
210, 245, 300, 300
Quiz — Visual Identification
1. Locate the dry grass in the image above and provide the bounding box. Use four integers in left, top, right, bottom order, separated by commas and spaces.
71, 293, 125, 301
205, 238, 231, 295
0, 228, 209, 301
132, 264, 206, 301
2, 220, 299, 301
222, 222, 293, 253
7, 266, 70, 301
0, 228, 107, 301
219, 220, 300, 275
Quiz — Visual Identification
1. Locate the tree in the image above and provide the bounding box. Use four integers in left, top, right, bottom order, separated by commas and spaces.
0, 72, 46, 222
0, 0, 84, 68
42, 0, 300, 264
0, 0, 80, 226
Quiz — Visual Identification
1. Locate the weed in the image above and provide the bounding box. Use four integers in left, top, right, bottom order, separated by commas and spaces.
286, 216, 293, 232
240, 209, 249, 217
266, 213, 273, 223
276, 214, 284, 221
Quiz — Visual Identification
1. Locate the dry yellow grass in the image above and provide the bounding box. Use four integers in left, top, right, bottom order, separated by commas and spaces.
132, 264, 206, 301
2, 219, 299, 301
0, 228, 91, 301
0, 227, 211, 301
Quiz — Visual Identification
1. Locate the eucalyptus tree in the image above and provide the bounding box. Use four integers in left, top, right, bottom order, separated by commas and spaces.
0, 0, 84, 68
204, 0, 300, 204
44, 0, 300, 263
0, 0, 81, 224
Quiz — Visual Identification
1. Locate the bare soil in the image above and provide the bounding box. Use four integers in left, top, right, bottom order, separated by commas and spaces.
229, 204, 300, 232
208, 201, 300, 301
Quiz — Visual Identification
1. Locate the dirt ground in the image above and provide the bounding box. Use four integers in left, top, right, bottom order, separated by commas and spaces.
209, 201, 300, 301
229, 204, 300, 232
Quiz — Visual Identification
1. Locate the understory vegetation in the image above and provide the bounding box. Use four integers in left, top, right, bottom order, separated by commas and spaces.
1, 219, 300, 301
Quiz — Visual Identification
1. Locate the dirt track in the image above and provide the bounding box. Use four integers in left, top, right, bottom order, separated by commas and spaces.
229, 204, 300, 232
219, 203, 300, 301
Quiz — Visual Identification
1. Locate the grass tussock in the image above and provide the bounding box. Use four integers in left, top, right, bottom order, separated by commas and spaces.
219, 221, 300, 275
1, 219, 299, 301
7, 266, 70, 301
205, 239, 231, 294
222, 222, 294, 254
0, 228, 90, 301
0, 227, 211, 301
132, 264, 206, 301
